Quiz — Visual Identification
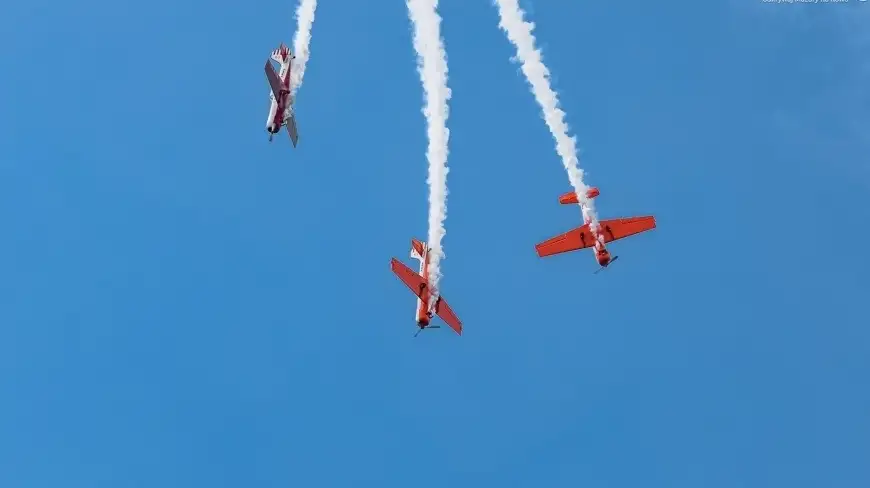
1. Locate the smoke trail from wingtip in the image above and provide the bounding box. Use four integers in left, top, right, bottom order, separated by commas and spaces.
406, 0, 452, 303
291, 0, 317, 95
493, 0, 601, 235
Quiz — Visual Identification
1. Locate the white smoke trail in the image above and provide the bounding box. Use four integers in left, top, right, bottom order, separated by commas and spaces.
406, 0, 452, 304
290, 0, 317, 95
492, 0, 601, 237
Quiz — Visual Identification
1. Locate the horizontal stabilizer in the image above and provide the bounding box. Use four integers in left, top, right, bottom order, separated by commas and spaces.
559, 187, 600, 204
271, 43, 292, 63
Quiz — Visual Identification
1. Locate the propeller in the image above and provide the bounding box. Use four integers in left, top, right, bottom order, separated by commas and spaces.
593, 255, 619, 274
413, 325, 441, 338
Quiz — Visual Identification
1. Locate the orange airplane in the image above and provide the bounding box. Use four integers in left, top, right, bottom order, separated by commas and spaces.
535, 187, 656, 273
390, 238, 462, 337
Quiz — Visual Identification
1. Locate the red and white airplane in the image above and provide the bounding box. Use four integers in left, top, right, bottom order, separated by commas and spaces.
535, 187, 656, 273
263, 43, 299, 147
390, 239, 462, 337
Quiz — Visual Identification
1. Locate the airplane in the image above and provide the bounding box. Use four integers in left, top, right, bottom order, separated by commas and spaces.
534, 187, 656, 273
263, 43, 299, 147
390, 238, 463, 337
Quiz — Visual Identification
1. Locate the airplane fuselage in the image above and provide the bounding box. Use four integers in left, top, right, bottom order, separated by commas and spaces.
559, 187, 613, 268
590, 223, 613, 266
568, 187, 613, 267
581, 208, 612, 267
595, 243, 612, 266
266, 54, 293, 135
410, 241, 434, 327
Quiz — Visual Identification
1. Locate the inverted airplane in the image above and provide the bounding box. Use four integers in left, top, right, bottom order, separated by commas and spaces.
390, 239, 462, 337
535, 187, 656, 273
263, 43, 300, 147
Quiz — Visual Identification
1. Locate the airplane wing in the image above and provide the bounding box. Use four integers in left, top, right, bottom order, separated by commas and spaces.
434, 296, 462, 335
535, 216, 656, 257
598, 216, 657, 243
535, 225, 597, 257
264, 60, 286, 98
285, 114, 299, 147
390, 258, 426, 298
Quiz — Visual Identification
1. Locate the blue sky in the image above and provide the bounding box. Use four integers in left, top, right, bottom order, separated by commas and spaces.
1, 0, 868, 486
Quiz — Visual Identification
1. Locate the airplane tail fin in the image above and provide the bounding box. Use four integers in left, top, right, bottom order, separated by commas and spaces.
559, 187, 600, 205
410, 238, 426, 261
270, 43, 293, 64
